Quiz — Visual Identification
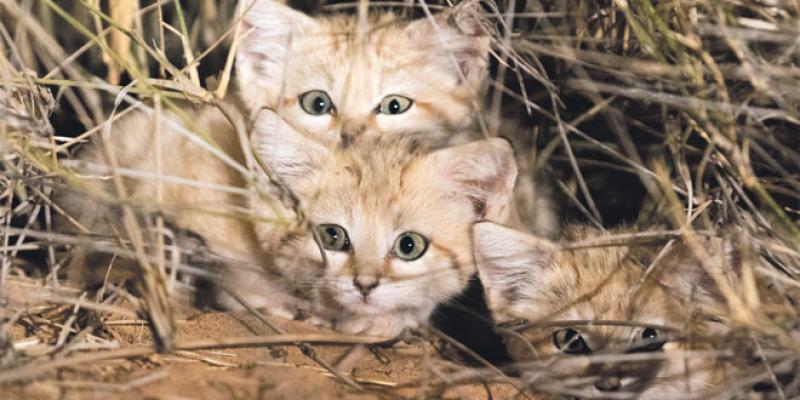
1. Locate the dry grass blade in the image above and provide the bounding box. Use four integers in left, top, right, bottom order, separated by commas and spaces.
105, 0, 139, 85
0, 333, 391, 385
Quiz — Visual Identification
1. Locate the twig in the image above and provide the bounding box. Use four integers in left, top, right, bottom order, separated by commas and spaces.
0, 333, 391, 385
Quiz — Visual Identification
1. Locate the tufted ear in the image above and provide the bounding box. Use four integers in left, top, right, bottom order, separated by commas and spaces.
424, 137, 517, 223
236, 0, 317, 112
473, 222, 557, 319
405, 1, 491, 90
250, 109, 328, 188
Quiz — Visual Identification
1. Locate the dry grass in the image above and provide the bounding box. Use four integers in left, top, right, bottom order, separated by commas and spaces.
0, 0, 798, 398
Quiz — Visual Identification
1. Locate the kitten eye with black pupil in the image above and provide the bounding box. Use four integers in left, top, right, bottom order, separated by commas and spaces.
316, 224, 350, 252
635, 327, 665, 352
378, 95, 412, 115
393, 232, 428, 261
642, 328, 658, 340
326, 227, 338, 240
299, 90, 333, 115
312, 98, 326, 113
552, 329, 591, 354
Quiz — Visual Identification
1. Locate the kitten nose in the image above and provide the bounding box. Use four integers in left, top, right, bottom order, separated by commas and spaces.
353, 275, 380, 297
339, 122, 367, 147
594, 376, 621, 392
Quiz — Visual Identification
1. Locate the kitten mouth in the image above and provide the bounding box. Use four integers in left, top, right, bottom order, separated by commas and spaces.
603, 377, 650, 394
347, 301, 386, 316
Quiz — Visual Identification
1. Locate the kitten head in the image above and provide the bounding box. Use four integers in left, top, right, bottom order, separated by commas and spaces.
473, 223, 728, 397
236, 0, 490, 146
250, 111, 517, 336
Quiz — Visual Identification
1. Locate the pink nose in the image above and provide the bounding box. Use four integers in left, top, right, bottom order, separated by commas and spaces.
353, 276, 380, 297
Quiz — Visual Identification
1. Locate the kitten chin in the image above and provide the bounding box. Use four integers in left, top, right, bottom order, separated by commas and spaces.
326, 308, 431, 337
309, 274, 448, 337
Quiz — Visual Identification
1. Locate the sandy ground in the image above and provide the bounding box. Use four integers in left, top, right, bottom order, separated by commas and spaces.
2, 276, 520, 400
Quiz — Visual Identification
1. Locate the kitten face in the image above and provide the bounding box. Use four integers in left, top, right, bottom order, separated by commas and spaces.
473, 223, 727, 398
236, 0, 490, 146
249, 112, 517, 336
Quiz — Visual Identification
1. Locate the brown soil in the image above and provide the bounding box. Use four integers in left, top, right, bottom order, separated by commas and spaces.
2, 276, 519, 400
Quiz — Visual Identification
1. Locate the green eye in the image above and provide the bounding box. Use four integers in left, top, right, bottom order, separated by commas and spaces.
299, 90, 334, 115
377, 95, 413, 115
317, 224, 350, 252
392, 232, 428, 261
552, 329, 591, 354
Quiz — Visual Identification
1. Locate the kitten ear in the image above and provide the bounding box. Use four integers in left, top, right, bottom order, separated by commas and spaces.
236, 0, 317, 111
251, 109, 328, 186
405, 1, 491, 90
473, 222, 557, 318
427, 137, 517, 222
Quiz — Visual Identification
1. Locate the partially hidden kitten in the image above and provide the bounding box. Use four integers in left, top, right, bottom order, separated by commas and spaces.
236, 0, 491, 146
472, 222, 734, 398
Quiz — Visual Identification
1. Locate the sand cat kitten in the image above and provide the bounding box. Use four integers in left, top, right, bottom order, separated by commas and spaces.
472, 222, 732, 398
249, 110, 518, 335
237, 0, 491, 146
